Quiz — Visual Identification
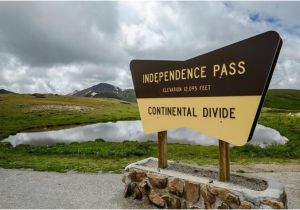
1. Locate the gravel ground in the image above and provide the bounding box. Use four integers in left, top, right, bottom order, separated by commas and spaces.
0, 167, 299, 209
247, 172, 300, 209
141, 159, 267, 191
0, 168, 138, 209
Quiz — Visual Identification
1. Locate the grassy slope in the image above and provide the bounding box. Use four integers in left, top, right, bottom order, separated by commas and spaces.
234, 90, 300, 163
0, 94, 139, 139
264, 89, 300, 111
0, 90, 299, 172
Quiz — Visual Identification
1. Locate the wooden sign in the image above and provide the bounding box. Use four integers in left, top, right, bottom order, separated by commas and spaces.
130, 31, 282, 146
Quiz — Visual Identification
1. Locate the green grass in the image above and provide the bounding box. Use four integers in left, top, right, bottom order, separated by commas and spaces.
264, 89, 300, 111
0, 94, 140, 139
0, 90, 299, 173
1, 137, 299, 173
0, 140, 150, 173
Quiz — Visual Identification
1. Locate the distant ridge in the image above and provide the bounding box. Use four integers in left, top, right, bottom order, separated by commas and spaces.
0, 89, 15, 94
265, 89, 300, 110
71, 86, 300, 106
67, 90, 79, 96
72, 83, 136, 102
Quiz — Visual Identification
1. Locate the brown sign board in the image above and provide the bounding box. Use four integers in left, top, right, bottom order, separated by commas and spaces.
130, 31, 282, 146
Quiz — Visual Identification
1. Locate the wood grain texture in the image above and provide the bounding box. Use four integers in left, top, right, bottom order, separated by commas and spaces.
219, 140, 230, 182
158, 131, 168, 169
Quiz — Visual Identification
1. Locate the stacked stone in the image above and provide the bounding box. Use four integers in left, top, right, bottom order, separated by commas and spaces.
122, 169, 286, 209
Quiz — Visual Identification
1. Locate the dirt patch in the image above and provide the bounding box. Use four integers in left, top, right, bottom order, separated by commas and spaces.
230, 163, 300, 173
139, 159, 268, 191
25, 105, 94, 112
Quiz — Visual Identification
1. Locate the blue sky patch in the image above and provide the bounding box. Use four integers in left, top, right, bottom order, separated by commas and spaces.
249, 13, 279, 24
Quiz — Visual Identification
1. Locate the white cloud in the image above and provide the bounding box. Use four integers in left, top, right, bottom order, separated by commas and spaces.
0, 1, 299, 94
121, 23, 166, 52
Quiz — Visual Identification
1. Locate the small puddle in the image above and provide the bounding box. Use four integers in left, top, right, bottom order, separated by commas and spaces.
3, 120, 288, 147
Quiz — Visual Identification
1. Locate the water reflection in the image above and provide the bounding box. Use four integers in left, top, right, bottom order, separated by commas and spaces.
3, 121, 288, 147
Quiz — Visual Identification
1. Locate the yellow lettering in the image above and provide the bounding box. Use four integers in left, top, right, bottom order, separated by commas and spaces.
175, 70, 181, 80
149, 74, 153, 82
187, 68, 193, 79
154, 72, 158, 83
221, 64, 228, 76
169, 71, 175, 81
213, 64, 220, 77
164, 71, 169, 82
201, 66, 207, 78
238, 61, 246, 74
159, 72, 164, 82
181, 69, 186, 80
229, 62, 236, 75
194, 67, 200, 78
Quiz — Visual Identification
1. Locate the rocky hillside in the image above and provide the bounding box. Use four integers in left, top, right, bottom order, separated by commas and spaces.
72, 83, 136, 102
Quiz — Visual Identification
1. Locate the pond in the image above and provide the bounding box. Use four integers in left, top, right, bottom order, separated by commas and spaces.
3, 120, 288, 148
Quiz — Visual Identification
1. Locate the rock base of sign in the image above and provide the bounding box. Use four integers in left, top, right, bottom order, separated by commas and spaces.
122, 157, 287, 209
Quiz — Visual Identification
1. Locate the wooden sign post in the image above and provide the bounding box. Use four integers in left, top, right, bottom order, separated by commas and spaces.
130, 31, 282, 181
219, 140, 230, 182
158, 131, 168, 168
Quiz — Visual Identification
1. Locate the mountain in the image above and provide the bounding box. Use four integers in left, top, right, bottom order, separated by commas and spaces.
71, 85, 300, 108
0, 89, 15, 94
72, 83, 136, 102
67, 90, 79, 96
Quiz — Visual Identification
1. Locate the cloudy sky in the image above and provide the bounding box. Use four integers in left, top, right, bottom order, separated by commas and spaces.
0, 1, 299, 94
